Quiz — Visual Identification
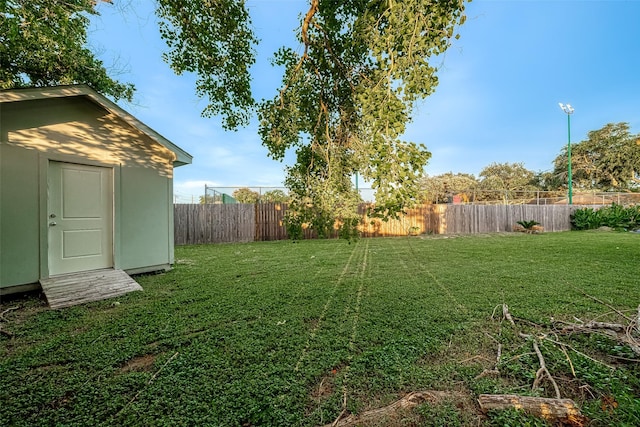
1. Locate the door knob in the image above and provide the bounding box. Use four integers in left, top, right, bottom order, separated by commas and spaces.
49, 222, 57, 226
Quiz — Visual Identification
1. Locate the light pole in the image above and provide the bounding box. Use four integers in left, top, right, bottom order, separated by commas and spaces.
558, 103, 574, 205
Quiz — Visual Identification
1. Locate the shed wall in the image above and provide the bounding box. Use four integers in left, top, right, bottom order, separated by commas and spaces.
119, 165, 172, 271
0, 144, 40, 287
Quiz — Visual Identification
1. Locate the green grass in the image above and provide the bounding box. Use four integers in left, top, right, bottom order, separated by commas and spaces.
1, 232, 639, 426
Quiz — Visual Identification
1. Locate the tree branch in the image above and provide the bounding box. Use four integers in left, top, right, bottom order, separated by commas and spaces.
532, 340, 561, 399
278, 0, 318, 106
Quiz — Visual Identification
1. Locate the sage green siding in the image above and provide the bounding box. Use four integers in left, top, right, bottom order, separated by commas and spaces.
0, 144, 40, 287
119, 165, 172, 271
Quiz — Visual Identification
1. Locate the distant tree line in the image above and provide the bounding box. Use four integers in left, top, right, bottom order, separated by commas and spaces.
199, 189, 290, 204
198, 122, 639, 205
419, 122, 640, 204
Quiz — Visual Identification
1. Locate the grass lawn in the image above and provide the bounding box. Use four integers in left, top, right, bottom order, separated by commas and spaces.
1, 232, 639, 426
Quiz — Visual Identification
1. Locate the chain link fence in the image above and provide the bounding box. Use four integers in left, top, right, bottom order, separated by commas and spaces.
174, 186, 640, 206
190, 186, 376, 204
438, 190, 640, 206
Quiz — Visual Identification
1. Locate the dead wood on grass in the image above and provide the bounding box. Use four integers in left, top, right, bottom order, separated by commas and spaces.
322, 391, 465, 427
0, 306, 19, 337
481, 301, 639, 424
556, 319, 640, 356
532, 340, 561, 399
478, 394, 587, 426
479, 304, 585, 424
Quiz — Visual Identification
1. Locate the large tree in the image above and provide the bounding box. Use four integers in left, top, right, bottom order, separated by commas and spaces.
0, 0, 133, 100
261, 189, 289, 203
232, 187, 260, 204
260, 1, 468, 234
158, 0, 468, 234
418, 172, 478, 204
552, 122, 640, 191
477, 162, 537, 202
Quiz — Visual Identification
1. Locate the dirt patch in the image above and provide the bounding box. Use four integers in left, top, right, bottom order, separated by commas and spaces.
120, 354, 156, 373
1, 298, 48, 345
311, 374, 335, 401
304, 317, 321, 330
49, 391, 75, 409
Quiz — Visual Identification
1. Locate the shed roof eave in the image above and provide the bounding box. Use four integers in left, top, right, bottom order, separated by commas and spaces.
0, 85, 193, 166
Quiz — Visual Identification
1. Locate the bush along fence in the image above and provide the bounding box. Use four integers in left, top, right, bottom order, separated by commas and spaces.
174, 203, 603, 245
571, 203, 640, 231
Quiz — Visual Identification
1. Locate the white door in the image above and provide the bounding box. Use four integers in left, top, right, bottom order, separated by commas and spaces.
48, 162, 113, 275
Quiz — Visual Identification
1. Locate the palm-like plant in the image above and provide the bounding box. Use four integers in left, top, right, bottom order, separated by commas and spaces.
516, 220, 541, 233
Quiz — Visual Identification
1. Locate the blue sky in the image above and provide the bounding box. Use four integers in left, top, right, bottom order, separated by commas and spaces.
89, 0, 640, 202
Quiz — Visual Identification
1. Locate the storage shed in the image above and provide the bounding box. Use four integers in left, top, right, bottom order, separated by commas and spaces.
0, 85, 192, 303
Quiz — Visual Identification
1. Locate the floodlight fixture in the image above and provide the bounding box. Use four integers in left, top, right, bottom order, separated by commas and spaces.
559, 103, 574, 114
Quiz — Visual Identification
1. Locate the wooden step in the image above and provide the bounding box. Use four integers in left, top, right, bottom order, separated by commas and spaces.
40, 269, 142, 309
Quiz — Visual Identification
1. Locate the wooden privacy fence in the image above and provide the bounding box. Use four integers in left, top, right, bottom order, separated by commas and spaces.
174, 203, 592, 245
359, 204, 582, 237
174, 203, 255, 245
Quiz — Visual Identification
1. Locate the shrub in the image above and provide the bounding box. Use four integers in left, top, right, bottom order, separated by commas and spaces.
571, 203, 640, 231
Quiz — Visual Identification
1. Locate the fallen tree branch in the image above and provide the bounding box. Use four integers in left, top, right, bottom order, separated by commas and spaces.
502, 306, 562, 400
503, 304, 516, 327
543, 337, 616, 370
484, 302, 640, 425
623, 335, 640, 356
558, 342, 577, 377
577, 291, 633, 322
322, 391, 462, 427
560, 321, 626, 333
478, 394, 586, 426
504, 304, 620, 369
331, 387, 348, 427
532, 340, 561, 399
147, 351, 179, 384
557, 320, 640, 357
0, 306, 19, 338
1, 306, 19, 321
475, 334, 501, 379
491, 304, 501, 320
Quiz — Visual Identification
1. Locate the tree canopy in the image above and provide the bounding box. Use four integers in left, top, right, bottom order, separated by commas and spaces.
552, 122, 640, 191
416, 164, 540, 204
261, 189, 290, 203
478, 162, 536, 192
418, 172, 477, 204
0, 0, 133, 100
156, 0, 258, 130
232, 187, 261, 204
